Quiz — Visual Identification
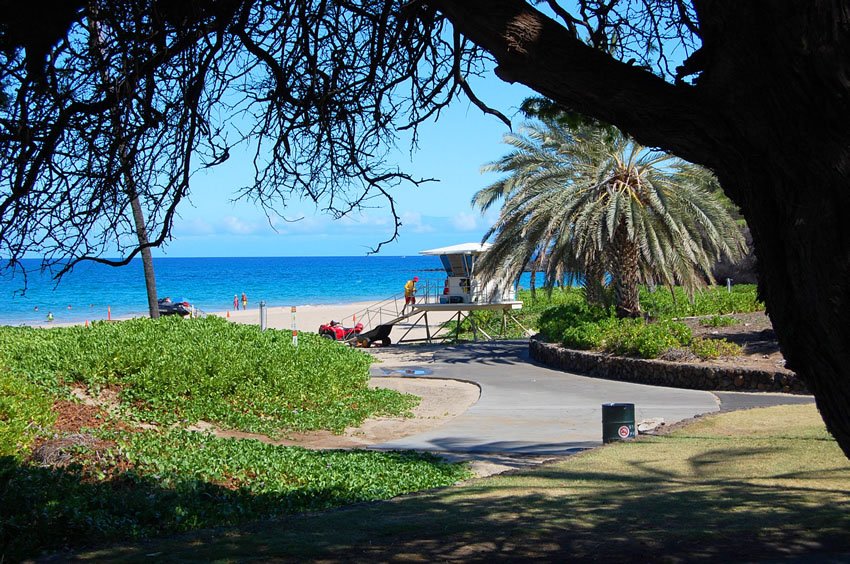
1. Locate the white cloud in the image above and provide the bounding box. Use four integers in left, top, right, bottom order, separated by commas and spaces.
175, 218, 215, 236
451, 212, 479, 232
401, 211, 435, 234
220, 216, 259, 235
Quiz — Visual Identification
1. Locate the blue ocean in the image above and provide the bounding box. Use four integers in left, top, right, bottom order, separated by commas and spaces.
0, 256, 536, 326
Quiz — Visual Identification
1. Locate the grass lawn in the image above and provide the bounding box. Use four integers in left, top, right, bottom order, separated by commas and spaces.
76, 404, 850, 562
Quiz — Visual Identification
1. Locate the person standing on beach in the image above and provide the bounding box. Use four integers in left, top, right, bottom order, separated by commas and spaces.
403, 276, 418, 313
233, 294, 239, 311
241, 292, 248, 310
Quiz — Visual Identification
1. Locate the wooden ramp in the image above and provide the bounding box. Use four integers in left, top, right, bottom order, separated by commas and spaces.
348, 296, 528, 345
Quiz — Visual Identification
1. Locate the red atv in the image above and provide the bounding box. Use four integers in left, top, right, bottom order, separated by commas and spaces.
318, 320, 364, 343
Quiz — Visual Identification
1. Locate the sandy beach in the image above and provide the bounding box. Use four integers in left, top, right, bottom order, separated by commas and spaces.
218, 300, 377, 332
216, 298, 465, 344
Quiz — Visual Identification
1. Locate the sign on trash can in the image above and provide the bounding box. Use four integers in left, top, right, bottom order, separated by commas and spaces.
602, 403, 635, 443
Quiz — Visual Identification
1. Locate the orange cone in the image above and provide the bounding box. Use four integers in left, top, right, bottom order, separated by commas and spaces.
226, 310, 230, 318
107, 306, 111, 321
85, 320, 89, 328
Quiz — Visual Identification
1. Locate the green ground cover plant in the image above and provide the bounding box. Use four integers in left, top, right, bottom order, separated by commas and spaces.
0, 316, 415, 435
0, 317, 471, 560
74, 405, 850, 562
640, 284, 762, 317
453, 285, 762, 348
0, 434, 468, 560
0, 369, 54, 459
528, 284, 760, 360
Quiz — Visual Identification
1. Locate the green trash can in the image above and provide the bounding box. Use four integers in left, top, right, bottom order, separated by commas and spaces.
602, 403, 635, 443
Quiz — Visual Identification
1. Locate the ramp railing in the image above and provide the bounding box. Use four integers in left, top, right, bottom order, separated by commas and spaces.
349, 278, 445, 331
349, 294, 407, 331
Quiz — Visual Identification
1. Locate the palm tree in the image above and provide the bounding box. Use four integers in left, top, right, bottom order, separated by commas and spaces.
473, 120, 745, 317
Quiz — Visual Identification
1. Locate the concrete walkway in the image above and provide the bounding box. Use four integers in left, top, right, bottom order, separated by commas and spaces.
369, 341, 814, 463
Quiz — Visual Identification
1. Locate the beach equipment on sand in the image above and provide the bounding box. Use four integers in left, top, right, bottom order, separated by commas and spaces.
318, 320, 366, 344
355, 324, 393, 347
157, 297, 193, 317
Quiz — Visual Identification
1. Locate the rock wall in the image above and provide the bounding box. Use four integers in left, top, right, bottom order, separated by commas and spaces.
529, 338, 808, 394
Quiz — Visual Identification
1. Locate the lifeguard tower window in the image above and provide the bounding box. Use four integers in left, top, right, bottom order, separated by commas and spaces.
440, 254, 474, 277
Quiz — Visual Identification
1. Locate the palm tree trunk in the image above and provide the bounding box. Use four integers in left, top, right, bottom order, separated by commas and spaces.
529, 268, 537, 300
611, 222, 641, 318
583, 256, 607, 308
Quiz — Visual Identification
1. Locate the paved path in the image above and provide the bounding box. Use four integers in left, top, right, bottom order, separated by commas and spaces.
370, 341, 814, 461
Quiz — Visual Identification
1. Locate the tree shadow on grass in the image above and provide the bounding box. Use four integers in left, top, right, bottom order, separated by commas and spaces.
0, 451, 456, 563
71, 444, 850, 563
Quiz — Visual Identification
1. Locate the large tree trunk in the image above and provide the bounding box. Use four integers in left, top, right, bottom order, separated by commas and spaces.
89, 12, 159, 319
435, 0, 850, 457
128, 186, 160, 319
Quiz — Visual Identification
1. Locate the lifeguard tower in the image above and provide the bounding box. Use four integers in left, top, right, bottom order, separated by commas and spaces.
351, 242, 528, 345
420, 242, 518, 305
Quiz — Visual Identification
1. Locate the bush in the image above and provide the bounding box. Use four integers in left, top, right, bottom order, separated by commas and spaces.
533, 283, 759, 359
1, 433, 470, 561
690, 337, 744, 360
601, 319, 692, 359
539, 300, 612, 342
556, 316, 692, 359
640, 284, 763, 318
561, 319, 612, 350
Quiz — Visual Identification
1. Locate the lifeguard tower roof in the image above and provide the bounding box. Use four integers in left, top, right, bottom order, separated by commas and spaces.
420, 242, 492, 278
419, 242, 491, 256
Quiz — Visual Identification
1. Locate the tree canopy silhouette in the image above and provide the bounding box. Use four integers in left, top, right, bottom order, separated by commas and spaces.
2, 1, 850, 460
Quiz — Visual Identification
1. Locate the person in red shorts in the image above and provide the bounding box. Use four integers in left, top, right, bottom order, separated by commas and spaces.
403, 276, 418, 314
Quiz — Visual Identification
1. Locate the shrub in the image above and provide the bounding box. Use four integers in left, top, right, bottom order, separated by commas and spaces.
640, 284, 763, 318
601, 319, 692, 359
690, 337, 744, 360
0, 318, 472, 561
539, 300, 611, 342
561, 320, 612, 350
0, 431, 470, 561
555, 316, 692, 359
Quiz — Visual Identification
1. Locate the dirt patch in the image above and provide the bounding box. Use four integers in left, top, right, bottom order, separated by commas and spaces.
677, 311, 790, 374
205, 377, 479, 448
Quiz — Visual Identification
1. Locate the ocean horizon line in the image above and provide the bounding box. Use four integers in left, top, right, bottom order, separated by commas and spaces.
11, 254, 419, 263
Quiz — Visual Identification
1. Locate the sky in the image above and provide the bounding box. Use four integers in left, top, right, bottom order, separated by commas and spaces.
159, 75, 536, 258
